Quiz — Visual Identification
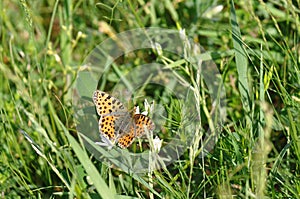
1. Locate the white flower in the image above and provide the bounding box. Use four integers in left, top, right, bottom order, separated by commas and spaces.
202, 5, 224, 19
135, 105, 140, 114
152, 136, 162, 153
135, 99, 154, 116
151, 41, 163, 56
179, 28, 186, 40
143, 99, 154, 115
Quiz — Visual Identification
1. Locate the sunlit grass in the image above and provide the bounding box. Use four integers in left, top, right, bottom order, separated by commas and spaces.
0, 0, 299, 198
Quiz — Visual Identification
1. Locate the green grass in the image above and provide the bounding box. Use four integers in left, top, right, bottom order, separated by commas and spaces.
1, 0, 300, 198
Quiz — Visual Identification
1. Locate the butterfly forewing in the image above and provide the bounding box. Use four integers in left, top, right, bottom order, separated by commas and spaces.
93, 90, 128, 140
93, 90, 127, 116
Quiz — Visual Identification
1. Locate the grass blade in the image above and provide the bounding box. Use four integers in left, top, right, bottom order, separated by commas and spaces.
230, 0, 251, 114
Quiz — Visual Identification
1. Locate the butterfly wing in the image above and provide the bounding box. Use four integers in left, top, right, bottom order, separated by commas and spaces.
93, 90, 129, 141
117, 114, 155, 148
133, 114, 155, 137
93, 90, 155, 149
117, 126, 135, 148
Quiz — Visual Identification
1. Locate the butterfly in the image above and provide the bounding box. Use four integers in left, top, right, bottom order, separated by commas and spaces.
93, 90, 155, 148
